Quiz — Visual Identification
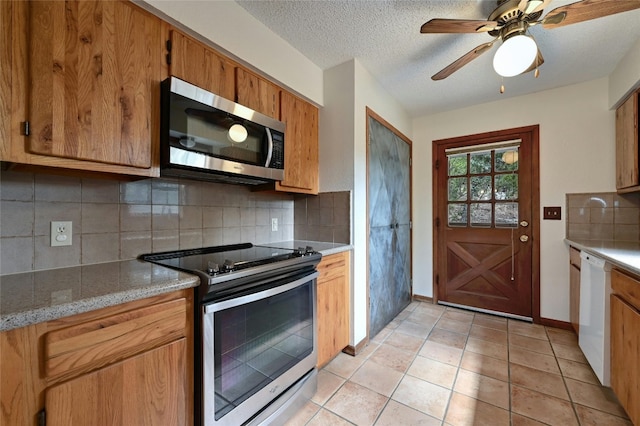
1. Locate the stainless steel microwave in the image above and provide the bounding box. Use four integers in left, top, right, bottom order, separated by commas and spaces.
160, 77, 285, 184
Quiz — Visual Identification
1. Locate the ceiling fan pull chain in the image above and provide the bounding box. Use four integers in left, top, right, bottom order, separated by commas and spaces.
500, 77, 505, 94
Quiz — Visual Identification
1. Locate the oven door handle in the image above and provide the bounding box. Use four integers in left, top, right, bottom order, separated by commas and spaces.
204, 271, 318, 313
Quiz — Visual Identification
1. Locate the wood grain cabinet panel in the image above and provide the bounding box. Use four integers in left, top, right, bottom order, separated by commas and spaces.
10, 0, 162, 174
569, 246, 581, 334
168, 29, 235, 101
236, 67, 280, 120
0, 289, 193, 426
616, 90, 640, 191
45, 298, 186, 380
276, 91, 319, 194
317, 251, 350, 367
45, 338, 188, 426
610, 269, 640, 425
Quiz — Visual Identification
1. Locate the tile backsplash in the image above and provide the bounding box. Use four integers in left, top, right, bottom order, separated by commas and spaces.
294, 191, 351, 244
0, 170, 298, 274
566, 192, 640, 241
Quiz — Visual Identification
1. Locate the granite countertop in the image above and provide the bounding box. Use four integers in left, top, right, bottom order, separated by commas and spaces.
565, 238, 640, 276
0, 240, 351, 333
0, 259, 199, 332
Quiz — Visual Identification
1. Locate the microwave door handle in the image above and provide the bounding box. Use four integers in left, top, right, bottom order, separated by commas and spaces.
265, 128, 274, 167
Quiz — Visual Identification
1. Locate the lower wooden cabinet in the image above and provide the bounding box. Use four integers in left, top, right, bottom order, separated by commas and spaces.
610, 269, 640, 426
0, 289, 193, 426
46, 339, 187, 426
316, 251, 350, 367
569, 246, 581, 334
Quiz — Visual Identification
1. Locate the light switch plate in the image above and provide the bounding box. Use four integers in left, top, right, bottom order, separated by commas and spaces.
271, 218, 278, 231
51, 221, 72, 246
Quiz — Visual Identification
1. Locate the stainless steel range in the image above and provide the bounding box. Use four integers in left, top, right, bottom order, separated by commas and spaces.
140, 243, 321, 426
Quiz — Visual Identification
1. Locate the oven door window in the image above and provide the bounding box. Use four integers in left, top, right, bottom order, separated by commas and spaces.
209, 280, 314, 421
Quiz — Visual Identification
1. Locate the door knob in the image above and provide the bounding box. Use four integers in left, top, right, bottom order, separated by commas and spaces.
520, 220, 529, 227
519, 235, 529, 242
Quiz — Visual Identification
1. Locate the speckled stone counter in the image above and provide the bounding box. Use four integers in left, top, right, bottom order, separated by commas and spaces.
265, 240, 353, 257
0, 259, 199, 332
565, 238, 640, 276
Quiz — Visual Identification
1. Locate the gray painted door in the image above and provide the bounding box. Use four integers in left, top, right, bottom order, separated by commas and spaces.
368, 115, 411, 339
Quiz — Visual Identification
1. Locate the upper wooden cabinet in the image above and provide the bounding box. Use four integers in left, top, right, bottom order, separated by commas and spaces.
236, 67, 280, 120
277, 91, 319, 194
616, 89, 640, 192
167, 29, 235, 101
1, 0, 162, 177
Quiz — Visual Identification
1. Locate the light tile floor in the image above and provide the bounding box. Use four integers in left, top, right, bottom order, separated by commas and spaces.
285, 301, 632, 426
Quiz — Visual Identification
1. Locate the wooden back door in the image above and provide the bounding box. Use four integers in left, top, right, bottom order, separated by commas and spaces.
433, 126, 539, 320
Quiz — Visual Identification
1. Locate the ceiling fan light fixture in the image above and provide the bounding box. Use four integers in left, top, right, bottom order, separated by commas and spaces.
493, 34, 538, 77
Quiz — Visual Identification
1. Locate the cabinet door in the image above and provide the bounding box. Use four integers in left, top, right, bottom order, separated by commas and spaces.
616, 91, 639, 190
45, 339, 188, 426
317, 252, 350, 367
28, 1, 162, 169
236, 67, 280, 120
277, 91, 319, 194
0, 0, 11, 160
569, 247, 581, 334
168, 29, 235, 101
610, 295, 640, 425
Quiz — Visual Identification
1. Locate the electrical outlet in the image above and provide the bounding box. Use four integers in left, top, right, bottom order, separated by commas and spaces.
271, 218, 278, 232
51, 221, 72, 246
543, 207, 562, 220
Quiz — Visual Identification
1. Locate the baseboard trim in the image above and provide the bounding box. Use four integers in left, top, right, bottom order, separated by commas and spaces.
343, 336, 369, 357
539, 317, 573, 331
412, 294, 433, 303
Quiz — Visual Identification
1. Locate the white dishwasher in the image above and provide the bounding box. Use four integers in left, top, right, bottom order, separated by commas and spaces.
578, 251, 612, 386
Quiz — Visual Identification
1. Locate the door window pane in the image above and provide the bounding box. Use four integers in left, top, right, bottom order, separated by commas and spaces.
470, 152, 491, 174
448, 177, 467, 201
448, 154, 467, 176
471, 176, 492, 201
496, 202, 519, 227
470, 203, 492, 227
448, 204, 467, 226
495, 148, 519, 172
495, 175, 518, 200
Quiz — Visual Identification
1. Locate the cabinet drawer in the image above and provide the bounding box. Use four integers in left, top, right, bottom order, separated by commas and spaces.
318, 252, 348, 282
569, 247, 581, 268
44, 298, 187, 379
611, 269, 640, 310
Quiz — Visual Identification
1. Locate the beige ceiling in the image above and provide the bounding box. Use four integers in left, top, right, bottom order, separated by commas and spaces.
235, 0, 640, 117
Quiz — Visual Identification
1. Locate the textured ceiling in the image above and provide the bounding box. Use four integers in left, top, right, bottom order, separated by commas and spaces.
235, 0, 640, 117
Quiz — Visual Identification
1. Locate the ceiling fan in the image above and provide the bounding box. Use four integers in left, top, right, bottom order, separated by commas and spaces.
421, 0, 640, 82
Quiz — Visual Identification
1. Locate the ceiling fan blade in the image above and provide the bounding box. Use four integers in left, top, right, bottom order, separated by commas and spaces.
420, 18, 499, 33
518, 0, 553, 15
542, 0, 640, 29
431, 40, 497, 81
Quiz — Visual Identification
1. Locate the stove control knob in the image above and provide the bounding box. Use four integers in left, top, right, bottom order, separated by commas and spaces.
222, 259, 235, 271
207, 262, 220, 275
305, 246, 315, 254
295, 247, 306, 256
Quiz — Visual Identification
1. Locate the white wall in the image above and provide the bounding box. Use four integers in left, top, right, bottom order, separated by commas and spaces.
141, 0, 323, 106
412, 78, 616, 321
609, 38, 640, 109
321, 59, 411, 346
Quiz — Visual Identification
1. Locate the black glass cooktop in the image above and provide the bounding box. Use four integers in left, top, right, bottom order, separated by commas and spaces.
140, 243, 318, 278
